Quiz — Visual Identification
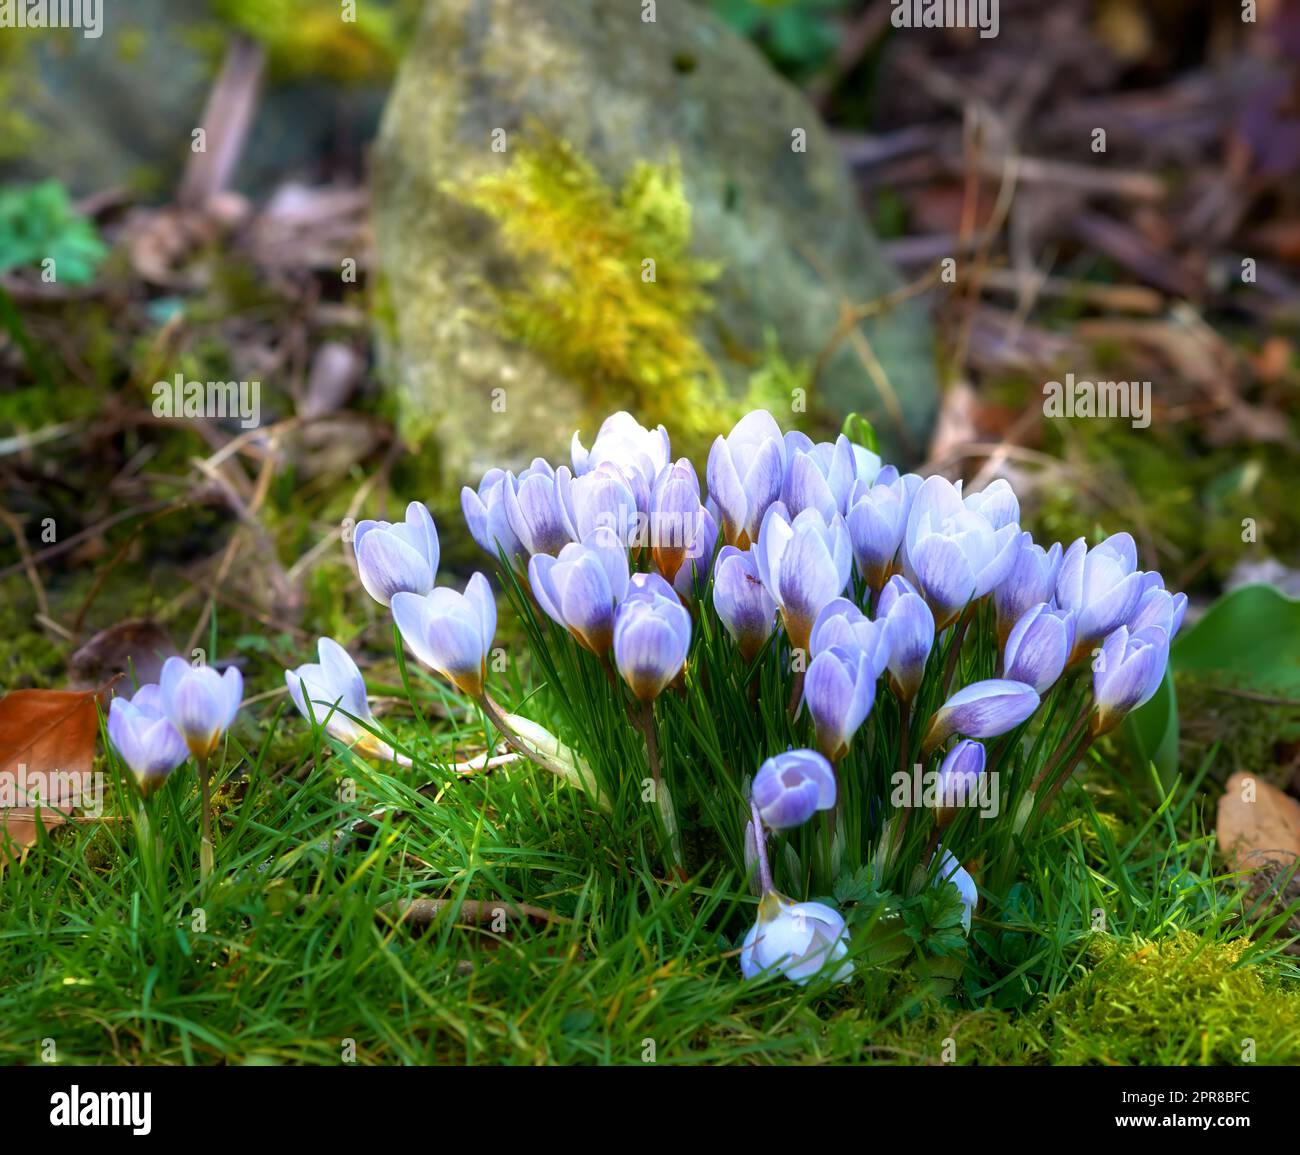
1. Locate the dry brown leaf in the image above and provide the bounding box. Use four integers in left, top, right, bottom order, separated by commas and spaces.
0, 684, 110, 863
1216, 770, 1300, 873
68, 620, 178, 688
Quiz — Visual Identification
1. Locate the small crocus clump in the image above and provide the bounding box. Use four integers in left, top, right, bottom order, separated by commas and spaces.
346, 406, 1181, 989
107, 684, 189, 796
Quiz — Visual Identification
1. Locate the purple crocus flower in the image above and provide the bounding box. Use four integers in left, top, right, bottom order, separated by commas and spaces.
285, 637, 407, 763
876, 575, 935, 702
107, 684, 189, 794
923, 678, 1040, 753
754, 503, 852, 653
672, 507, 717, 601
1128, 576, 1188, 640
502, 458, 573, 556
649, 458, 705, 584
461, 469, 523, 562
353, 501, 439, 606
612, 577, 691, 703
1056, 532, 1147, 660
159, 656, 243, 759
528, 527, 630, 656
741, 892, 853, 984
1091, 625, 1170, 735
1003, 603, 1075, 693
556, 462, 639, 547
781, 435, 860, 520
713, 544, 777, 661
809, 598, 890, 678
903, 476, 1025, 629
391, 573, 498, 698
751, 749, 837, 829
706, 410, 786, 549
804, 646, 878, 762
935, 738, 985, 825
572, 411, 670, 511
994, 540, 1063, 647
845, 471, 921, 593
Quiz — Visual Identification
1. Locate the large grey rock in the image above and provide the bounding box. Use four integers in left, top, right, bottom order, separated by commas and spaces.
372, 0, 937, 480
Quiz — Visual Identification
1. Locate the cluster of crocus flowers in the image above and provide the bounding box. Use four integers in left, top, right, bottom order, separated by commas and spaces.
316, 407, 1183, 988
106, 657, 243, 882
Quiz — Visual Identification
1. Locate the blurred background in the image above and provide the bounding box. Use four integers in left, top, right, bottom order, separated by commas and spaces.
1, 0, 1298, 793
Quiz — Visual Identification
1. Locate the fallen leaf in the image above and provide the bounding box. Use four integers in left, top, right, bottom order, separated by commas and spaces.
68, 619, 179, 688
1216, 770, 1300, 873
0, 684, 110, 863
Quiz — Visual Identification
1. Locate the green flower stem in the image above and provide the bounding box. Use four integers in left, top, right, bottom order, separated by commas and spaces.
197, 753, 214, 886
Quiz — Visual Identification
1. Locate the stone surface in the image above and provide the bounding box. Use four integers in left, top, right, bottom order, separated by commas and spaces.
371, 0, 938, 482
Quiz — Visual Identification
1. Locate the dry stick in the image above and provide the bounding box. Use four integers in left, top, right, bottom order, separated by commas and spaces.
1032, 735, 1096, 829
0, 506, 51, 623
940, 608, 974, 698
1030, 710, 1089, 796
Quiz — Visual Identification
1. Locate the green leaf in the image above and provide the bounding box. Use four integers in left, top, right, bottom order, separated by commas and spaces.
1172, 584, 1300, 697
841, 411, 879, 455
0, 180, 107, 285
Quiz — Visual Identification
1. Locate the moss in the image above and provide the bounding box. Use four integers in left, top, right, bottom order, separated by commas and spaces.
447, 136, 810, 462
1041, 932, 1300, 1064
210, 0, 408, 84
0, 585, 66, 688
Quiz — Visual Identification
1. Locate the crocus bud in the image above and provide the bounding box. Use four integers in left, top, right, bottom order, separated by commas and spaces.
713, 544, 777, 661
1091, 625, 1170, 736
804, 647, 878, 763
461, 468, 522, 562
1128, 577, 1187, 640
649, 458, 705, 583
706, 409, 786, 548
391, 573, 497, 698
285, 637, 407, 763
754, 503, 852, 654
107, 684, 189, 794
809, 597, 890, 678
876, 575, 935, 703
353, 501, 439, 606
612, 576, 692, 703
932, 849, 978, 931
555, 462, 638, 546
751, 749, 837, 829
845, 472, 918, 593
1002, 603, 1075, 693
922, 678, 1040, 754
502, 459, 573, 556
1056, 533, 1146, 660
159, 656, 243, 759
934, 739, 985, 827
782, 435, 858, 520
903, 476, 1024, 629
994, 540, 1062, 647
672, 507, 717, 601
571, 411, 670, 511
740, 892, 853, 985
743, 819, 762, 896
963, 477, 1020, 530
528, 527, 630, 656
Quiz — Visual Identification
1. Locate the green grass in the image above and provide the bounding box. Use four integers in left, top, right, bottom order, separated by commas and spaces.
3, 610, 1298, 1066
